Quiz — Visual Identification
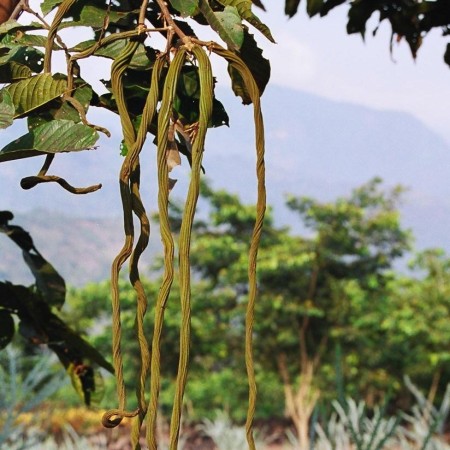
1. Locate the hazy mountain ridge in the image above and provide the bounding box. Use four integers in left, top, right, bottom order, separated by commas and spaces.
1, 85, 449, 285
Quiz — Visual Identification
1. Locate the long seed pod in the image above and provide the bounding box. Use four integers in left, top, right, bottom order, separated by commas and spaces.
211, 44, 266, 450
44, 0, 76, 73
168, 44, 214, 450
102, 39, 141, 430
145, 47, 188, 450
127, 57, 165, 448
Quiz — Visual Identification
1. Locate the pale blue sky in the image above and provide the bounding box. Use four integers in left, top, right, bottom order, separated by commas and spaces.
260, 6, 450, 142
24, 1, 450, 143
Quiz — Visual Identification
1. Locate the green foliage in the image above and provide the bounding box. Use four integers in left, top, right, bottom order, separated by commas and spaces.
62, 179, 450, 422
0, 0, 272, 161
200, 2, 244, 50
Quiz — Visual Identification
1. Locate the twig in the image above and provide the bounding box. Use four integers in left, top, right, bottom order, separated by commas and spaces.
9, 0, 27, 21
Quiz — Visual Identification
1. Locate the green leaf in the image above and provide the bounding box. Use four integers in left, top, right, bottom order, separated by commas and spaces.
173, 66, 229, 127
68, 362, 105, 406
40, 0, 63, 15
90, 40, 154, 71
285, 0, 301, 17
58, 4, 133, 29
0, 215, 66, 308
347, 1, 377, 36
0, 46, 44, 73
0, 90, 14, 129
178, 66, 200, 98
23, 252, 66, 310
169, 0, 199, 17
0, 62, 32, 83
228, 27, 270, 104
218, 0, 275, 42
0, 20, 44, 35
199, 0, 243, 50
0, 119, 99, 161
306, 0, 323, 17
215, 6, 245, 48
212, 98, 229, 127
28, 81, 94, 130
5, 74, 67, 118
444, 43, 450, 67
2, 32, 60, 50
0, 309, 15, 349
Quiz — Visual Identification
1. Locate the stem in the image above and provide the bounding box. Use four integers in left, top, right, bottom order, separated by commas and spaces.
22, 3, 71, 62
9, 0, 26, 20
155, 0, 192, 46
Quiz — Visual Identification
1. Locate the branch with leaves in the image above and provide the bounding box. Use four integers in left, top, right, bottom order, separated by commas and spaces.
0, 1, 272, 448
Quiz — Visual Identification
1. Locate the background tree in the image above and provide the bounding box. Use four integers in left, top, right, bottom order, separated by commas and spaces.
59, 179, 450, 442
184, 178, 411, 446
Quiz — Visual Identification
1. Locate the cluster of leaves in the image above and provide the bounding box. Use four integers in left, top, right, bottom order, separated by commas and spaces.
0, 0, 274, 167
280, 0, 450, 67
0, 211, 113, 406
0, 19, 100, 162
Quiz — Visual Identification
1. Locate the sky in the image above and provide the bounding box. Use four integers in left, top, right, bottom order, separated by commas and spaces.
22, 1, 449, 142
257, 6, 450, 143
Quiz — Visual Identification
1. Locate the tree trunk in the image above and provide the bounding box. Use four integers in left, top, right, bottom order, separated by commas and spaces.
277, 353, 320, 449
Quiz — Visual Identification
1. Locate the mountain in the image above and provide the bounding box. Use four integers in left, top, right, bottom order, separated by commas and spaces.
1, 85, 449, 285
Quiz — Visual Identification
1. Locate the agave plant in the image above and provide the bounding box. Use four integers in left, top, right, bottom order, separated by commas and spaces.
200, 410, 267, 450
286, 377, 450, 450
0, 347, 68, 449
395, 376, 450, 450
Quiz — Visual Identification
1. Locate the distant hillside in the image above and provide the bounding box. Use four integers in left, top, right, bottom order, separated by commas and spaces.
1, 85, 450, 285
0, 211, 161, 287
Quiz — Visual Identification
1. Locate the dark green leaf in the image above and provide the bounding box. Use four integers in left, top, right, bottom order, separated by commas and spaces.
0, 46, 44, 73
173, 66, 228, 127
0, 89, 14, 129
0, 216, 66, 308
0, 211, 13, 225
169, 0, 199, 17
0, 62, 32, 83
1, 32, 60, 50
0, 309, 15, 349
444, 43, 450, 67
212, 98, 229, 127
228, 27, 270, 104
68, 362, 105, 406
0, 220, 33, 251
320, 0, 346, 16
307, 0, 323, 17
72, 40, 155, 71
285, 0, 301, 17
252, 0, 265, 11
178, 66, 200, 98
0, 119, 99, 162
23, 252, 66, 310
347, 1, 377, 36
